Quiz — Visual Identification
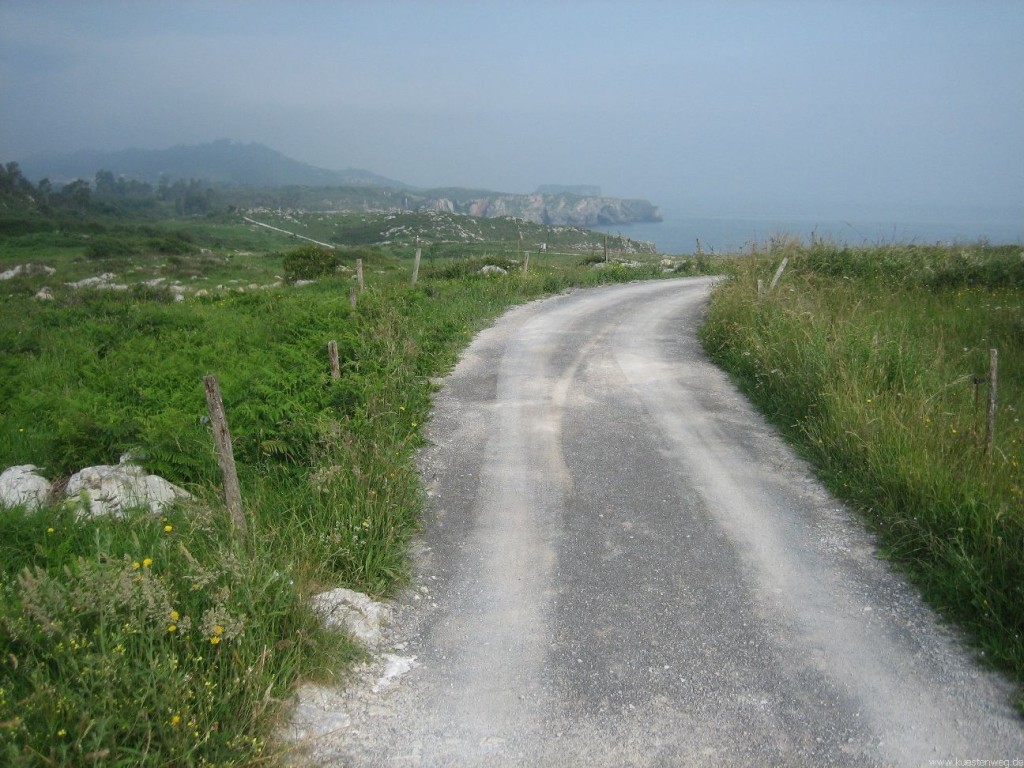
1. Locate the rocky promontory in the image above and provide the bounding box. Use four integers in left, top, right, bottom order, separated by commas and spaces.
424, 193, 661, 227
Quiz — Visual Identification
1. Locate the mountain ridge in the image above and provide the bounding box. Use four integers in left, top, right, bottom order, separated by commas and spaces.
17, 139, 411, 189
13, 140, 661, 227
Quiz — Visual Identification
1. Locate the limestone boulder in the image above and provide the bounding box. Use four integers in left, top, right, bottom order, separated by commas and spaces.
311, 587, 390, 648
65, 463, 190, 518
0, 465, 52, 510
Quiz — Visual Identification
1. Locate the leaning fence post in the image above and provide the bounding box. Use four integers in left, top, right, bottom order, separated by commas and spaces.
411, 248, 421, 285
769, 256, 789, 291
327, 340, 341, 380
203, 375, 246, 537
986, 348, 999, 455
356, 258, 364, 292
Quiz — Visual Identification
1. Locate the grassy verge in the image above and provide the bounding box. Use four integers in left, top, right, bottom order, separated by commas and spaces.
0, 244, 715, 765
701, 241, 1023, 705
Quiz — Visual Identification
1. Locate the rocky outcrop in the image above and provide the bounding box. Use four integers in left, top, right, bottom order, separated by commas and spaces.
0, 462, 190, 517
535, 184, 602, 197
0, 264, 56, 281
311, 587, 391, 648
0, 465, 52, 510
66, 463, 191, 517
455, 193, 661, 227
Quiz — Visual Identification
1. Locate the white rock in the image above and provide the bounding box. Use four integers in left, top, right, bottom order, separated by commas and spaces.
311, 587, 390, 647
66, 273, 117, 289
34, 287, 54, 301
286, 684, 353, 741
0, 264, 56, 281
479, 265, 508, 275
64, 463, 190, 518
0, 465, 52, 510
372, 654, 419, 693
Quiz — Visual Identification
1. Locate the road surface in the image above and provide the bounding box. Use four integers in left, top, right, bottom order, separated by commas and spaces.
289, 277, 1023, 766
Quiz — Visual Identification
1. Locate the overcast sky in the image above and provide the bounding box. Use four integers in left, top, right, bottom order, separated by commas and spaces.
1, 1, 1021, 218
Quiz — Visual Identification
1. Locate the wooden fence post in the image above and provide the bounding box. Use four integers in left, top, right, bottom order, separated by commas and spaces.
411, 248, 421, 285
203, 375, 246, 537
523, 252, 530, 274
769, 256, 789, 291
356, 258, 364, 292
327, 340, 341, 380
986, 348, 999, 455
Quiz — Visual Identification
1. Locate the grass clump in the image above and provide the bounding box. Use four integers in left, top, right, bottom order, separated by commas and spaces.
701, 240, 1024, 704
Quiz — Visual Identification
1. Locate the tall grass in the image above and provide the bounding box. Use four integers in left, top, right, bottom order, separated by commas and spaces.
0, 249, 709, 765
701, 241, 1023, 703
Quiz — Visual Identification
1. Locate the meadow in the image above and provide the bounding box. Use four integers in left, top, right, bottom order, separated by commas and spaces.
0, 216, 696, 766
3, 203, 1021, 765
701, 240, 1023, 704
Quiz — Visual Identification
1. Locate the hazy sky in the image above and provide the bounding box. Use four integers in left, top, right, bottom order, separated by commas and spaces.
1, 1, 1022, 218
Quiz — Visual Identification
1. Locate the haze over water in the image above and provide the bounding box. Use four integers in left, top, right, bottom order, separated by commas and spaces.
595, 204, 1024, 255
1, 2, 1021, 237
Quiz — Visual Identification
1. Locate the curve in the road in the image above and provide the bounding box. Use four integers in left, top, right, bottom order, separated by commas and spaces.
288, 278, 1023, 767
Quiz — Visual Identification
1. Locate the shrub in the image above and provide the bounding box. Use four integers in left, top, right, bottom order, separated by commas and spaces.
84, 236, 139, 260
281, 244, 338, 283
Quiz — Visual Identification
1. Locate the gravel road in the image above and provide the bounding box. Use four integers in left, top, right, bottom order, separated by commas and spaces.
289, 277, 1023, 766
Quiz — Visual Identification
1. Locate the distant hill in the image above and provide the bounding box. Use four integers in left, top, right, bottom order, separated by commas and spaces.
536, 184, 601, 197
11, 140, 662, 227
17, 139, 412, 189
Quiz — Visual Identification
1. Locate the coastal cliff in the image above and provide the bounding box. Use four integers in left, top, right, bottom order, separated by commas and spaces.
424, 193, 662, 227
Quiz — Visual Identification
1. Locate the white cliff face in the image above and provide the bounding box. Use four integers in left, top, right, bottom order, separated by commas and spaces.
458, 193, 661, 227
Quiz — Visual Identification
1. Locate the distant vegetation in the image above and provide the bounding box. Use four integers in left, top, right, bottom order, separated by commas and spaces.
702, 240, 1024, 706
14, 141, 662, 227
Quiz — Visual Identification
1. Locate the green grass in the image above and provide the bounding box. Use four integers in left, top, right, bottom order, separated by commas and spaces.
0, 227, 711, 765
701, 241, 1024, 706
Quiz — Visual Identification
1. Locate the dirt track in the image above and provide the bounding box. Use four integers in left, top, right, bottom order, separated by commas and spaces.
289, 277, 1024, 767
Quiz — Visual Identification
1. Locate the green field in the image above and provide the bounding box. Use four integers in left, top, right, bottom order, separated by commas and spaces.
0, 199, 701, 765
4, 170, 1022, 763
702, 241, 1024, 706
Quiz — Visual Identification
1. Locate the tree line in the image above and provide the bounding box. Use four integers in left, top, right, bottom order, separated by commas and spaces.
0, 161, 223, 217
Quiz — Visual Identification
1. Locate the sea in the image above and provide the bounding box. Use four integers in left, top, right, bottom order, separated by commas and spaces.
591, 204, 1024, 255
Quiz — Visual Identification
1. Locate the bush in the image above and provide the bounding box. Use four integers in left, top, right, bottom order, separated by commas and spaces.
84, 236, 139, 260
281, 244, 338, 282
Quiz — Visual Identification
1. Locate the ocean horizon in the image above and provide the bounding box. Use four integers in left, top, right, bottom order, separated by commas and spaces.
592, 205, 1024, 255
